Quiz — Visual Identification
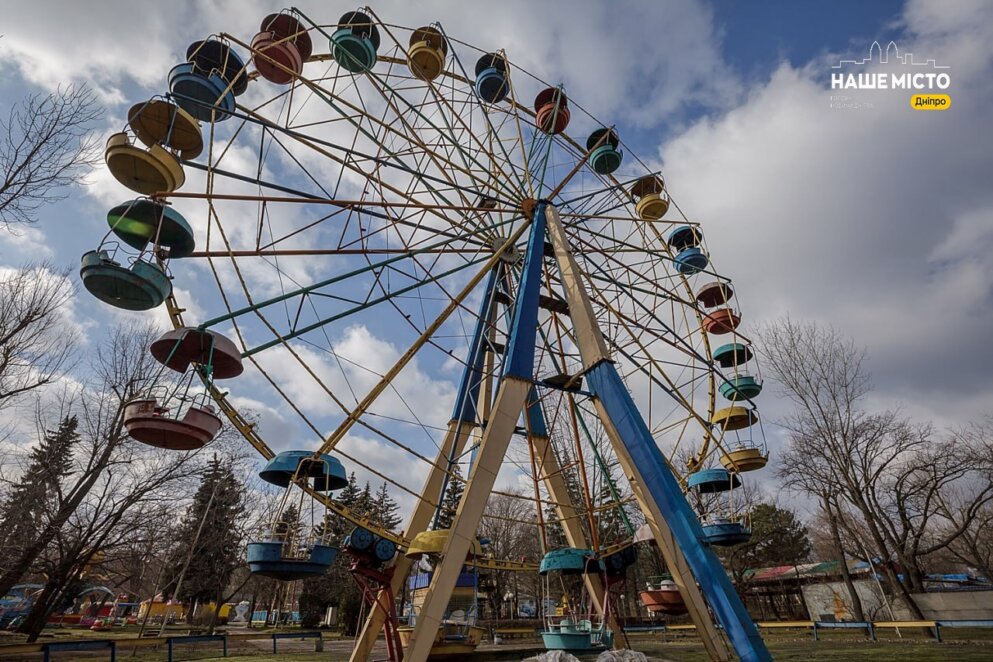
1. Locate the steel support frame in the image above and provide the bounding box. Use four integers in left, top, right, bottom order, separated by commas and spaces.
525, 390, 620, 636
349, 270, 500, 662
544, 205, 770, 662
402, 202, 549, 662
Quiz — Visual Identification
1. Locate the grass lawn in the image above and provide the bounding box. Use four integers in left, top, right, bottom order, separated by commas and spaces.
1, 627, 991, 661
630, 629, 993, 661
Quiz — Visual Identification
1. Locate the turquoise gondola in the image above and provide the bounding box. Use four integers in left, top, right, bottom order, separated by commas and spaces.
712, 342, 752, 369
586, 128, 622, 174
80, 250, 171, 311
539, 549, 613, 652
539, 548, 603, 575
331, 11, 379, 73
720, 375, 763, 400
107, 199, 196, 258
474, 53, 509, 103
686, 467, 741, 494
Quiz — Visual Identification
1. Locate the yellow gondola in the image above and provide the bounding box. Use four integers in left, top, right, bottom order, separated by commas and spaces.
710, 406, 758, 431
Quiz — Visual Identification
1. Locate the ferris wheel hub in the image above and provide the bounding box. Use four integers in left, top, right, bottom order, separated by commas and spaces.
491, 236, 522, 265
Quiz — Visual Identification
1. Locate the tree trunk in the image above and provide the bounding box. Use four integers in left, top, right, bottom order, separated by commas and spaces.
0, 426, 126, 599
825, 499, 865, 622
19, 579, 62, 642
847, 492, 927, 620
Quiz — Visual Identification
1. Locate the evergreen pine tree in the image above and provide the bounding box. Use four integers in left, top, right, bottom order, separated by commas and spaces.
543, 502, 568, 550
338, 472, 361, 507
273, 504, 301, 542
434, 465, 464, 530
373, 482, 402, 530
0, 416, 79, 554
168, 457, 245, 606
595, 479, 629, 545
355, 481, 375, 518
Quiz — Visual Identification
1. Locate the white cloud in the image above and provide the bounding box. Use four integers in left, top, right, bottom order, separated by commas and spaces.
657, 2, 993, 438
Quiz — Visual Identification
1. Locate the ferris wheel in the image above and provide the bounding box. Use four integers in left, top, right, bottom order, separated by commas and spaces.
81, 7, 772, 662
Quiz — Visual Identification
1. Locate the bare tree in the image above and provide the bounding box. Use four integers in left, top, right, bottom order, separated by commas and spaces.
936, 420, 993, 581
760, 318, 926, 618
16, 442, 204, 641
0, 264, 76, 410
870, 430, 993, 591
0, 85, 101, 230
0, 322, 164, 600
478, 490, 542, 619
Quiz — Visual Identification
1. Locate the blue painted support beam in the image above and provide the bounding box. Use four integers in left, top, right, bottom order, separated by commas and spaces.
525, 386, 549, 438
467, 205, 546, 474
450, 265, 501, 424
435, 265, 501, 528
503, 202, 547, 380
585, 360, 772, 662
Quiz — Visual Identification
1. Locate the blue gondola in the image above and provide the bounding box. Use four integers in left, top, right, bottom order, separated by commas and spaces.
701, 518, 751, 546
474, 53, 509, 103
667, 225, 702, 251
259, 450, 347, 491
248, 452, 347, 580
674, 246, 709, 275
686, 467, 741, 494
247, 541, 338, 580
169, 39, 245, 121
169, 62, 235, 121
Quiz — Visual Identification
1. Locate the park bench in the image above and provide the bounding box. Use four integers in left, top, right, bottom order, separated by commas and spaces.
756, 620, 814, 630
166, 634, 227, 661
621, 625, 668, 634
42, 639, 116, 662
494, 626, 539, 639
812, 620, 875, 641
271, 630, 324, 653
934, 619, 993, 642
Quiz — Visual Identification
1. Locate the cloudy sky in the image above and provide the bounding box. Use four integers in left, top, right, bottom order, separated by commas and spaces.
1, 0, 991, 519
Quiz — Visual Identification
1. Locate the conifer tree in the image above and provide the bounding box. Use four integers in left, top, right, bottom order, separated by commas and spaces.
355, 481, 374, 518
434, 464, 464, 530
167, 457, 244, 606
0, 416, 79, 556
373, 481, 402, 530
